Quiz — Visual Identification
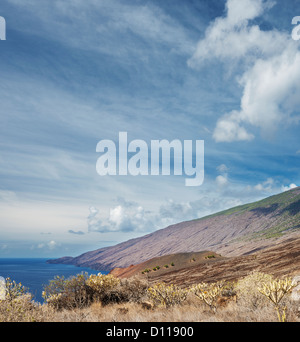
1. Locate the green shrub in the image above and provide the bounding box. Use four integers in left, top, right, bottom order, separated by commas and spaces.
142, 268, 151, 274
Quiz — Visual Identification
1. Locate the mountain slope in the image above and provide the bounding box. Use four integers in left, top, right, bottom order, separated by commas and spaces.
49, 187, 300, 271
141, 235, 300, 287
110, 251, 223, 279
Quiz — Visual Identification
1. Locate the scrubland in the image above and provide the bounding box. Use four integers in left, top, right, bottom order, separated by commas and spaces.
0, 272, 299, 322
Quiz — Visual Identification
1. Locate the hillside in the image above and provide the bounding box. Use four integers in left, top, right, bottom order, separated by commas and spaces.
109, 233, 300, 287
49, 187, 300, 271
110, 251, 223, 279
143, 233, 300, 287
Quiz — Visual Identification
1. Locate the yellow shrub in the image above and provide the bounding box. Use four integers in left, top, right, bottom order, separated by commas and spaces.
86, 273, 120, 294
190, 282, 224, 312
258, 277, 296, 322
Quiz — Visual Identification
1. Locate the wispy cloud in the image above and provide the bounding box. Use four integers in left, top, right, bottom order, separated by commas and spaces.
7, 0, 195, 57
0, 0, 299, 257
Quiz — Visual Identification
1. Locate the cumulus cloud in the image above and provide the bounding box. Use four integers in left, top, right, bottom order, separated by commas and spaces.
188, 0, 278, 66
216, 175, 229, 186
87, 185, 253, 235
87, 201, 158, 233
189, 0, 300, 142
281, 183, 298, 192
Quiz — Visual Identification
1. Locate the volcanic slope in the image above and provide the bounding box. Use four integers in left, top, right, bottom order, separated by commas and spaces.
49, 187, 300, 271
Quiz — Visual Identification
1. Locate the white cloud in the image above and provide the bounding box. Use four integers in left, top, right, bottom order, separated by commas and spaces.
216, 175, 229, 186
281, 183, 298, 192
213, 111, 254, 142
87, 200, 158, 233
188, 0, 278, 66
189, 0, 300, 142
236, 50, 300, 138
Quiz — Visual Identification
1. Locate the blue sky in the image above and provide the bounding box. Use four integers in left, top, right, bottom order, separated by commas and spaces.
0, 0, 299, 257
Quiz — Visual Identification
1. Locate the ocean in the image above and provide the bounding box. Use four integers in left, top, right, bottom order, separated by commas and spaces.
0, 258, 105, 303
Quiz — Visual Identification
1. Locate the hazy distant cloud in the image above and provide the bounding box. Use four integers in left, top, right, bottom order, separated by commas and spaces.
68, 230, 85, 235
249, 178, 298, 194
217, 164, 230, 173
216, 164, 229, 187
0, 190, 17, 203
36, 240, 59, 250
254, 178, 275, 192
189, 0, 300, 142
159, 199, 194, 222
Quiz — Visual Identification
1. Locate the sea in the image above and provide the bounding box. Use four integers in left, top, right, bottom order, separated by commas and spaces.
0, 258, 106, 303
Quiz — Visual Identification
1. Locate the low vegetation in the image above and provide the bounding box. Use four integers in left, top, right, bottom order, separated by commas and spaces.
142, 262, 175, 275
0, 272, 299, 322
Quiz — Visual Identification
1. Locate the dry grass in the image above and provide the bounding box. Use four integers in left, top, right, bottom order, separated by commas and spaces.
9, 298, 296, 323
1, 272, 300, 322
1, 294, 299, 323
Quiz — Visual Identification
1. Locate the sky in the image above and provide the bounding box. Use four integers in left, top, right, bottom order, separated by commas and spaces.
0, 0, 299, 258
